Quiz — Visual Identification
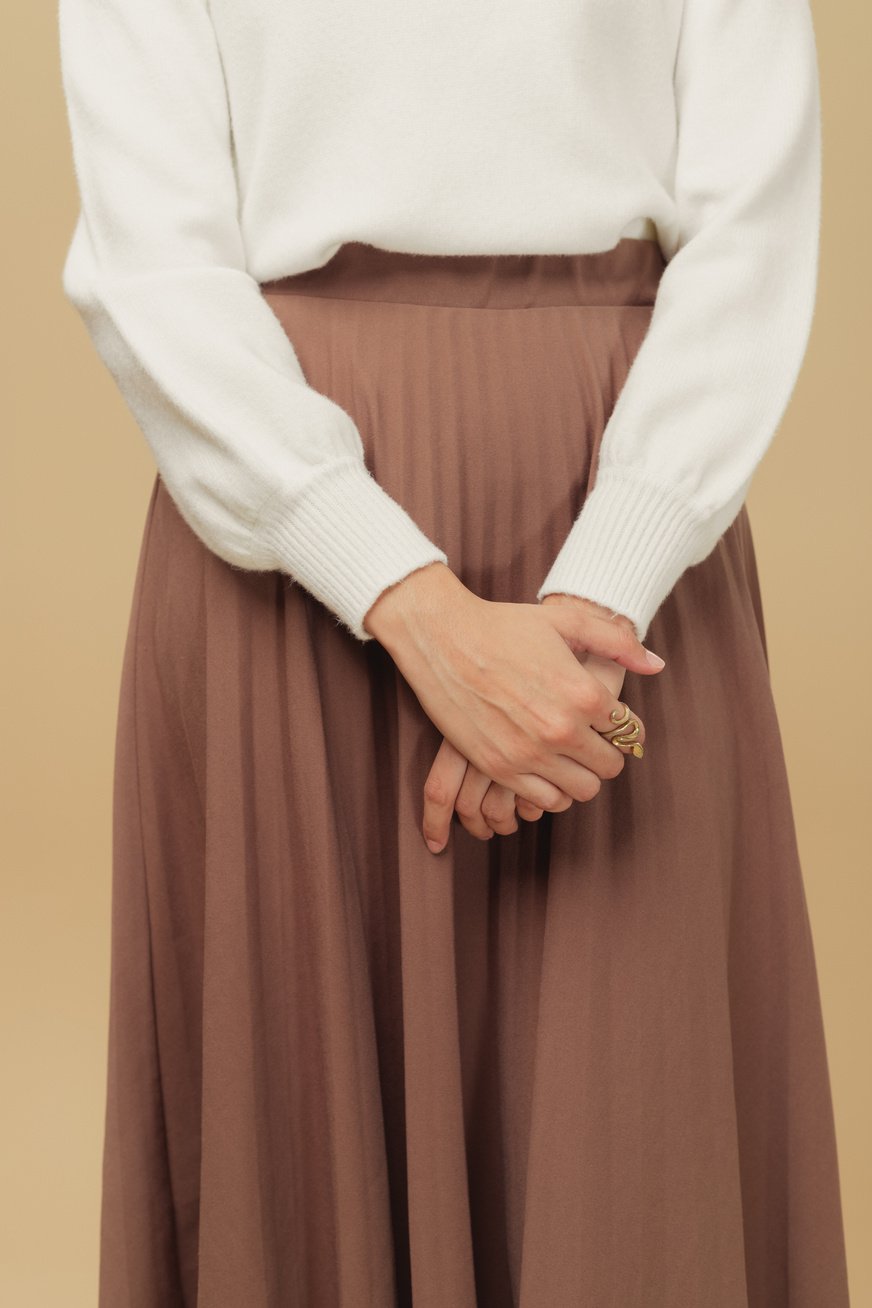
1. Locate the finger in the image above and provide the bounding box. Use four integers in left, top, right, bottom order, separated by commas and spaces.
557, 676, 648, 779
515, 796, 546, 822
578, 651, 627, 699
479, 780, 520, 836
422, 737, 469, 853
515, 756, 606, 807
514, 700, 645, 804
587, 695, 647, 757
501, 705, 644, 804
510, 772, 577, 812
453, 765, 498, 842
541, 702, 647, 800
495, 674, 647, 810
544, 700, 647, 797
542, 605, 666, 675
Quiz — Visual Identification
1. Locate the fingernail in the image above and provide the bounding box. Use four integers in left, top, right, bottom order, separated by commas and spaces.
644, 648, 666, 669
426, 838, 443, 853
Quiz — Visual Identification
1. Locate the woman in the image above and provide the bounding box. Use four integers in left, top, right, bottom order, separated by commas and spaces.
58, 0, 850, 1304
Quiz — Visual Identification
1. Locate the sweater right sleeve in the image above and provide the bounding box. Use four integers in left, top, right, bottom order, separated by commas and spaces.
57, 0, 449, 643
534, 0, 821, 643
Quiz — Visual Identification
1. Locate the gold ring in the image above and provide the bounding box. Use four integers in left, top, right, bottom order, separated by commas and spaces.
597, 702, 644, 758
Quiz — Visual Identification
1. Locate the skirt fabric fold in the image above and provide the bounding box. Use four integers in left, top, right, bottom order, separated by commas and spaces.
99, 238, 850, 1307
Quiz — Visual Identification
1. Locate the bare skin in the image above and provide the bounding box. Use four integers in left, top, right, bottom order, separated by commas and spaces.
419, 594, 644, 849
363, 563, 666, 851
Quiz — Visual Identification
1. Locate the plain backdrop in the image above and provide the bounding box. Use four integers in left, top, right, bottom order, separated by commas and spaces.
2, 3, 869, 1303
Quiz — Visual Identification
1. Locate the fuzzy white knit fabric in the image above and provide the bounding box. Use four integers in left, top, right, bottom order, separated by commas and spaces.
58, 0, 821, 643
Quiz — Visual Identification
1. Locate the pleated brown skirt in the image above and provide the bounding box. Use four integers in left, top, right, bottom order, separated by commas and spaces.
100, 238, 850, 1307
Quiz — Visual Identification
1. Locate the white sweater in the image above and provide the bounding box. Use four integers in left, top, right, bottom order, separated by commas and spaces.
57, 0, 822, 644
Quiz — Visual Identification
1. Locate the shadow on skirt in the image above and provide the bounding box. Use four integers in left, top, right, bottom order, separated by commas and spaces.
99, 238, 850, 1306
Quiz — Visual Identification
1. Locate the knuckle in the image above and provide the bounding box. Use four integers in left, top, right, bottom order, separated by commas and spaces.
516, 798, 544, 820
574, 773, 602, 803
480, 798, 511, 825
518, 743, 548, 775
542, 711, 577, 747
494, 819, 520, 835
601, 737, 627, 763
422, 775, 450, 808
461, 816, 494, 842
572, 681, 601, 717
594, 739, 625, 777
454, 794, 480, 819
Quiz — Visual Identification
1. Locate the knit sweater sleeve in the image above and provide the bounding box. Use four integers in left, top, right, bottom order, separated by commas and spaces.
57, 0, 448, 644
535, 0, 822, 642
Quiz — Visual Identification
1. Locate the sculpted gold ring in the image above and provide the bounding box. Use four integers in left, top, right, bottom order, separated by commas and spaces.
597, 703, 644, 759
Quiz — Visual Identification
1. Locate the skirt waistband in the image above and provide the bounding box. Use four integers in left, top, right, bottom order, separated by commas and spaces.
259, 236, 666, 309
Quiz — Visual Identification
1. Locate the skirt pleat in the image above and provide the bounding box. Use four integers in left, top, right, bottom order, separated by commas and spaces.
99, 238, 850, 1307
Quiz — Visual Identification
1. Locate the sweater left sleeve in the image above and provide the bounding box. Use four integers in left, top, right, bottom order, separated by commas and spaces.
536, 0, 822, 642
57, 0, 449, 645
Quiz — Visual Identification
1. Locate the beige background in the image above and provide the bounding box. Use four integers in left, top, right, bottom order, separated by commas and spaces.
3, 5, 869, 1304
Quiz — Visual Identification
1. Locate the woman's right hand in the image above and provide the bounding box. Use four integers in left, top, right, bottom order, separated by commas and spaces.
364, 563, 665, 813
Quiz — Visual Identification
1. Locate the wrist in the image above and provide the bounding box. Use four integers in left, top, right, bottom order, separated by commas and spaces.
363, 561, 468, 650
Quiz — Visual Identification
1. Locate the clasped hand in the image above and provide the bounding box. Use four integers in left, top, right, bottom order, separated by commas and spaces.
421, 595, 649, 851
363, 566, 665, 856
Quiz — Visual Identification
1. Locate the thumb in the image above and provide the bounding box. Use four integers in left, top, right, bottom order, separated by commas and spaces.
541, 604, 666, 674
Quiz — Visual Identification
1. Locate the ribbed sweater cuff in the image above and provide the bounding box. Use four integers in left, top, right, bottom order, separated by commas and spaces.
535, 464, 711, 643
257, 457, 449, 643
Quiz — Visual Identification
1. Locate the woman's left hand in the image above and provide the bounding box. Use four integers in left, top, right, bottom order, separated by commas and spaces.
421, 593, 637, 852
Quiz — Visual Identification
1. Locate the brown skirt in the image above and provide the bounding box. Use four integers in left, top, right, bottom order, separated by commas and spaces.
100, 238, 850, 1306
